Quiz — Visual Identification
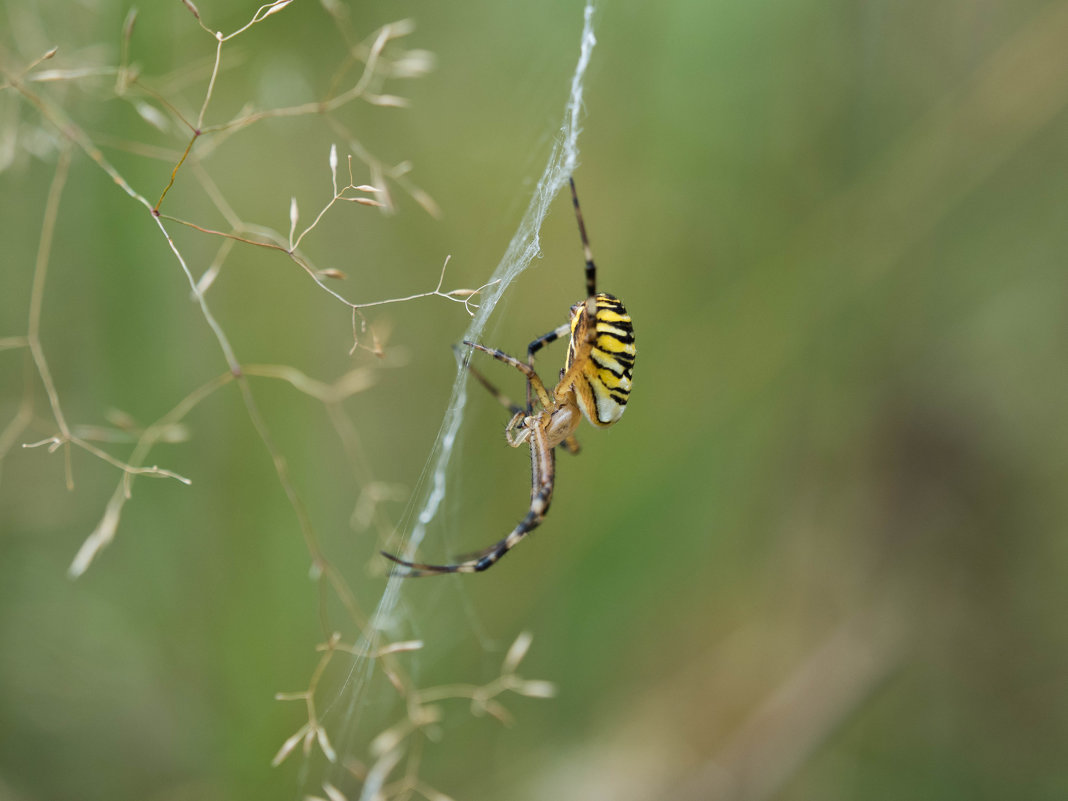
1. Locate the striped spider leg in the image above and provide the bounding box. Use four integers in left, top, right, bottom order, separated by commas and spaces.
521, 178, 600, 423
382, 343, 573, 576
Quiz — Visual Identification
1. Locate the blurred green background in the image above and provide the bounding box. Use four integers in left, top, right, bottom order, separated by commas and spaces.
3, 0, 1068, 799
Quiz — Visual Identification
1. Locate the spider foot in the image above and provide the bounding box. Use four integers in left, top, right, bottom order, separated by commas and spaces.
380, 549, 481, 577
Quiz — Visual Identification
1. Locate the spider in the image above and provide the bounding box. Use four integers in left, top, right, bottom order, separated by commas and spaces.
382, 178, 635, 576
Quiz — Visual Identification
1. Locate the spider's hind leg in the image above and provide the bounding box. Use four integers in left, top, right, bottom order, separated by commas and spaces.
570, 177, 597, 298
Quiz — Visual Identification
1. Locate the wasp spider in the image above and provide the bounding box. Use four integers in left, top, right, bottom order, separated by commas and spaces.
382, 178, 635, 576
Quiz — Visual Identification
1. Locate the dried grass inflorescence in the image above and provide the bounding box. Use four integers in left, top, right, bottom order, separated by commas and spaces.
1, 2, 585, 798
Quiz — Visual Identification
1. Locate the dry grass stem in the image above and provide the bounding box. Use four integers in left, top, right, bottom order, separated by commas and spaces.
3, 4, 563, 797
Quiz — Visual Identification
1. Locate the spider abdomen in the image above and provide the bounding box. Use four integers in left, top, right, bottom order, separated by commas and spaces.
568, 293, 635, 427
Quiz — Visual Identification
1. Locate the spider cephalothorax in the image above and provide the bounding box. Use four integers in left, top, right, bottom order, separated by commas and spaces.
383, 178, 635, 576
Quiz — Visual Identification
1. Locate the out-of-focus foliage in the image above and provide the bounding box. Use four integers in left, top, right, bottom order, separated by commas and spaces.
2, 1, 1067, 799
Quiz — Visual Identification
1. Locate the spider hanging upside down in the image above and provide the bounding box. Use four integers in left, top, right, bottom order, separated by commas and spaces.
381, 178, 635, 576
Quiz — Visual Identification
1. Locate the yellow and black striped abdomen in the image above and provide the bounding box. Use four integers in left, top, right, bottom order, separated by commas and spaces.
568, 293, 635, 427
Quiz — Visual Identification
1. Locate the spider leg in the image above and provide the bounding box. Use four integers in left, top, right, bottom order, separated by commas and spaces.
525, 322, 571, 412
463, 341, 553, 410
453, 343, 524, 416
570, 177, 597, 298
382, 425, 555, 577
457, 340, 578, 455
527, 324, 572, 363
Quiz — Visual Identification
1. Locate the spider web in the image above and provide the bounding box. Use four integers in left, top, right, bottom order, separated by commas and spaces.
317, 3, 598, 795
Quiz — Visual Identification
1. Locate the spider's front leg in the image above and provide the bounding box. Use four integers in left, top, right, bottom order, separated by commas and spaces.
380, 424, 555, 576
464, 422, 556, 572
